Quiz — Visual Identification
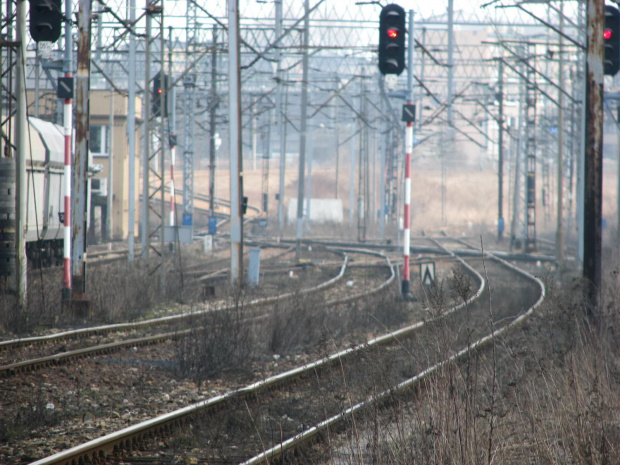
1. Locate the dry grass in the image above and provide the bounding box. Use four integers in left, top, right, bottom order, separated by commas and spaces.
320, 258, 620, 465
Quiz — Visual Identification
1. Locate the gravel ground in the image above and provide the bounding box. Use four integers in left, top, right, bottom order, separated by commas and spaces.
0, 250, 414, 464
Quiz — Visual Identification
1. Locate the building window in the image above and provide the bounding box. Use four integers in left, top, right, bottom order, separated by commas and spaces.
90, 125, 108, 156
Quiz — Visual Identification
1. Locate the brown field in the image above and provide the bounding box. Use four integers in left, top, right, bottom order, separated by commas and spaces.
189, 156, 619, 242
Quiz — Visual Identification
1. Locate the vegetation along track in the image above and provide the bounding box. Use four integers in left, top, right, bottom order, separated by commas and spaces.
1, 246, 375, 375
1, 247, 398, 462
20, 238, 539, 464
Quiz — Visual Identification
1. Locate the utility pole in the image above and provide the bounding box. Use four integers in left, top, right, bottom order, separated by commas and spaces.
556, 0, 565, 265
524, 58, 538, 252
275, 0, 286, 231
583, 0, 605, 318
511, 47, 527, 251
306, 124, 313, 225
141, 5, 151, 260
142, 0, 166, 286
15, 0, 27, 306
497, 59, 505, 241
379, 80, 386, 239
617, 104, 620, 264
182, 10, 195, 230
106, 89, 114, 240
357, 77, 366, 242
168, 27, 177, 231
209, 26, 218, 217
447, 0, 455, 143
127, 0, 136, 262
71, 0, 92, 310
261, 105, 272, 214
295, 0, 309, 260
349, 121, 356, 227
157, 9, 166, 293
334, 95, 340, 200
228, 0, 243, 284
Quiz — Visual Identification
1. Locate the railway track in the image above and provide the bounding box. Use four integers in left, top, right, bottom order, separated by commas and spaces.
238, 238, 544, 464
0, 247, 363, 371
21, 237, 540, 465
1, 246, 401, 463
7, 238, 545, 464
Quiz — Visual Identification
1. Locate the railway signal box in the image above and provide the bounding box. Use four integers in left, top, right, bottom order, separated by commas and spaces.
605, 5, 620, 76
378, 4, 406, 76
29, 0, 62, 43
152, 73, 169, 118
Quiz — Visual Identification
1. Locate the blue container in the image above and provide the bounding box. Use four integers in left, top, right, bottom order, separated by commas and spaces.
208, 216, 217, 235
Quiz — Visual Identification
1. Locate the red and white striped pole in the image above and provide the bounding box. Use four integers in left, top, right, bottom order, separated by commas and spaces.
169, 138, 176, 226
402, 108, 413, 297
62, 78, 72, 299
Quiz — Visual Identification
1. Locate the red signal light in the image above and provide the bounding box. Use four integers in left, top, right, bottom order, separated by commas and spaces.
387, 28, 398, 39
157, 88, 163, 94
605, 29, 613, 40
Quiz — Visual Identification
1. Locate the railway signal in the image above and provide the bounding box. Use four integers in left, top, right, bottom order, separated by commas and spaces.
29, 0, 62, 43
605, 5, 620, 76
152, 73, 169, 117
378, 3, 406, 75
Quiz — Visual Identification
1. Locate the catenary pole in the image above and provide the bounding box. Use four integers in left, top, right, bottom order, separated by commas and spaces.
141, 8, 151, 260
497, 59, 504, 241
275, 0, 285, 232
209, 26, 218, 216
583, 0, 604, 319
349, 121, 355, 226
15, 0, 27, 306
295, 0, 309, 259
228, 0, 243, 284
556, 0, 565, 265
127, 0, 136, 262
72, 0, 91, 302
168, 27, 176, 229
106, 89, 114, 239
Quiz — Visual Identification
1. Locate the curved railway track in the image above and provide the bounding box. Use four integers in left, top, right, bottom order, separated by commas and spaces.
240, 238, 544, 464
0, 247, 399, 464
0, 248, 395, 378
22, 237, 547, 465
6, 237, 545, 465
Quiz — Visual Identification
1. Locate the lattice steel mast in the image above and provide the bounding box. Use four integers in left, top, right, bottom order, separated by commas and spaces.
525, 61, 537, 252
141, 0, 166, 292
183, 0, 196, 227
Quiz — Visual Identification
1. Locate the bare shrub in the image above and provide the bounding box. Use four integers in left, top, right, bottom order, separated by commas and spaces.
342, 285, 408, 334
174, 289, 254, 386
329, 266, 620, 465
0, 270, 62, 334
87, 261, 160, 322
267, 286, 327, 354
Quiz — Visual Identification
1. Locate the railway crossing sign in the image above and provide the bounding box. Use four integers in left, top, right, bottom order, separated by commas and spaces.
419, 261, 435, 286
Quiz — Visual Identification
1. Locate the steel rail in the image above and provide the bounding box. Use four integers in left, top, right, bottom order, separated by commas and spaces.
0, 247, 342, 352
0, 330, 191, 377
322, 248, 395, 306
1, 247, 360, 378
28, 243, 481, 465
241, 240, 545, 464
